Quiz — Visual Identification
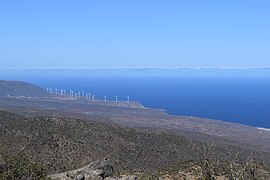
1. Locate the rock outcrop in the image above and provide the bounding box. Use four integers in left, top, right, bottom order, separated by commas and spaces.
49, 158, 138, 180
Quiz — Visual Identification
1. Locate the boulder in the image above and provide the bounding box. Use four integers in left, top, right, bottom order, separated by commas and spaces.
49, 158, 137, 180
120, 175, 138, 180
89, 158, 113, 178
76, 174, 85, 180
104, 175, 138, 180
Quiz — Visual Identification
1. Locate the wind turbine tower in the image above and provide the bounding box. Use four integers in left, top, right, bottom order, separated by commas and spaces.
92, 95, 95, 102
115, 95, 118, 102
104, 94, 107, 102
127, 95, 130, 102
70, 90, 74, 97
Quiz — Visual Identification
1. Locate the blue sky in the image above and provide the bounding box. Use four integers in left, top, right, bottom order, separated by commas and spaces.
0, 0, 269, 68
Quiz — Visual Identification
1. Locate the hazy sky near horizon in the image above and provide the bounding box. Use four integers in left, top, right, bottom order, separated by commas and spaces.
0, 1, 270, 68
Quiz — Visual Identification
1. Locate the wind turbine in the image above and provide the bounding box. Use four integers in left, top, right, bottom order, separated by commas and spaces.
127, 95, 130, 102
92, 94, 95, 102
104, 94, 107, 102
82, 91, 85, 97
115, 95, 118, 102
71, 90, 74, 97
60, 89, 63, 96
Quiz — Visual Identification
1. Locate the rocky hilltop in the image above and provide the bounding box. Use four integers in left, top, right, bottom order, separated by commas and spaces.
49, 158, 137, 180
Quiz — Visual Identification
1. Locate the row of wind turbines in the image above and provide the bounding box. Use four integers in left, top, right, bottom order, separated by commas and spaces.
46, 88, 130, 102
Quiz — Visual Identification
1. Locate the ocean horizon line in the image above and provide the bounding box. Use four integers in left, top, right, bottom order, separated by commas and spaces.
1, 66, 270, 71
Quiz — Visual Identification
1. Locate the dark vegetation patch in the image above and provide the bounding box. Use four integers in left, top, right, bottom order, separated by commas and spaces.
0, 153, 49, 180
1, 110, 270, 179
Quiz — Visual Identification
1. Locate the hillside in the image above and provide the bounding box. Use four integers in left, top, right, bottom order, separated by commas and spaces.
1, 92, 270, 155
0, 80, 51, 98
1, 80, 270, 178
0, 110, 198, 173
1, 110, 270, 179
1, 80, 270, 154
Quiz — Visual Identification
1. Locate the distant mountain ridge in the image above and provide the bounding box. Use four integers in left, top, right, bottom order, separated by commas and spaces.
0, 80, 51, 98
0, 80, 145, 109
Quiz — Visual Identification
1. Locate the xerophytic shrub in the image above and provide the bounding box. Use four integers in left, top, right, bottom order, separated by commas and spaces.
0, 153, 49, 180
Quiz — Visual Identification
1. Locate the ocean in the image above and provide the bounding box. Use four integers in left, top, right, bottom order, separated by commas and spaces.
1, 68, 270, 128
